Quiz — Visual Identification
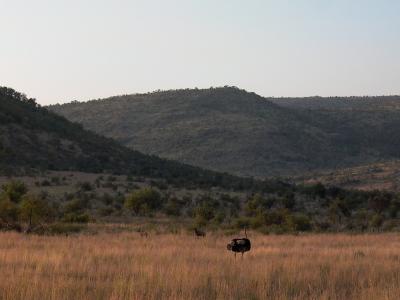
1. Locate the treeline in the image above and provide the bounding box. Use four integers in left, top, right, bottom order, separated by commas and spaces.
0, 181, 81, 234
127, 183, 400, 233
1, 178, 398, 235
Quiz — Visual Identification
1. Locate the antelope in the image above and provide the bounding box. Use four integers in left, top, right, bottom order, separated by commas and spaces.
194, 227, 206, 237
140, 231, 149, 238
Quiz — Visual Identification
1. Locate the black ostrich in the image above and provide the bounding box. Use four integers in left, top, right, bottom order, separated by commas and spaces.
194, 228, 206, 237
227, 228, 251, 258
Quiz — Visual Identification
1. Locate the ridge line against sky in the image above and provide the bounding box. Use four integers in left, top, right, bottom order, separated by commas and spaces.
1, 0, 400, 105
44, 86, 400, 107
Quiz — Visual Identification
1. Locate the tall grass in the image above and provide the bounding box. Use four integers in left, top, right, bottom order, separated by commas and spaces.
0, 232, 399, 299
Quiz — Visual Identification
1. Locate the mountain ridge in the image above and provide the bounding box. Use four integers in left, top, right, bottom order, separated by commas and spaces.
0, 86, 270, 190
50, 87, 400, 178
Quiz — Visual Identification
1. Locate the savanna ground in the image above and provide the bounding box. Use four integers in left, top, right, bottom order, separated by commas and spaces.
0, 229, 399, 300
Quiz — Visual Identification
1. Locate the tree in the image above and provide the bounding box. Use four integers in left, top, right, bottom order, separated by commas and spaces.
164, 197, 182, 216
0, 199, 19, 229
280, 194, 296, 210
19, 195, 54, 231
125, 187, 161, 215
195, 202, 215, 225
368, 193, 391, 213
1, 181, 27, 203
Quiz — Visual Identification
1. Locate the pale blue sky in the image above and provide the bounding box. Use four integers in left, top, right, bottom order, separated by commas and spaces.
1, 0, 399, 104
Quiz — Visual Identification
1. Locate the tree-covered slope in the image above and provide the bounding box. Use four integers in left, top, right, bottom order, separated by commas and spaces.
0, 87, 263, 190
50, 87, 400, 177
270, 96, 400, 161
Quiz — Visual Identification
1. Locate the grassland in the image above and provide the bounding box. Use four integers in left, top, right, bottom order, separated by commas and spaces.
0, 231, 399, 299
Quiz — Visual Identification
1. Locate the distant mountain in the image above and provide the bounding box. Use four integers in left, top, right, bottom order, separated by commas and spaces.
50, 87, 400, 178
0, 86, 264, 190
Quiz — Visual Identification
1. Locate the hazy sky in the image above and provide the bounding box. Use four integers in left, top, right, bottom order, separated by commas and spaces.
1, 0, 400, 105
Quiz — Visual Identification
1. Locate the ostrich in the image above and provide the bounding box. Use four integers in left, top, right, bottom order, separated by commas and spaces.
194, 227, 206, 237
227, 228, 251, 258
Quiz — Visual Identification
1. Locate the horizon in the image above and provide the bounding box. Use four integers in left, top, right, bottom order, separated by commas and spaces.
27, 86, 400, 106
1, 0, 400, 105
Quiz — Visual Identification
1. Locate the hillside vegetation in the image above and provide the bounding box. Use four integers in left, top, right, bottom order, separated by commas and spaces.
1, 87, 399, 234
0, 87, 262, 190
50, 87, 400, 178
1, 171, 399, 233
295, 160, 400, 192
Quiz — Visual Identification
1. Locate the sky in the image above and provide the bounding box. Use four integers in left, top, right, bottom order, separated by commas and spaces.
1, 0, 400, 105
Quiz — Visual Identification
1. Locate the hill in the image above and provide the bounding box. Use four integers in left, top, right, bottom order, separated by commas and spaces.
0, 87, 263, 190
50, 87, 400, 178
294, 160, 400, 192
1, 87, 399, 233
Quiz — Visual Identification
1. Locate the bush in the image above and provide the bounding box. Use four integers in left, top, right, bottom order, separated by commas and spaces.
249, 212, 265, 229
98, 207, 114, 217
0, 199, 19, 223
125, 187, 161, 215
19, 195, 55, 227
64, 199, 87, 214
264, 209, 289, 226
369, 194, 391, 213
1, 181, 27, 203
370, 214, 383, 228
77, 182, 93, 192
164, 197, 182, 216
41, 180, 51, 187
234, 217, 251, 229
267, 224, 289, 235
290, 213, 312, 231
62, 213, 90, 223
51, 177, 61, 185
195, 202, 215, 222
281, 194, 296, 210
47, 223, 86, 235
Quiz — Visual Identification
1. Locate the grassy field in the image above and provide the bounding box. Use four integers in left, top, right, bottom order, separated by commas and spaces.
0, 231, 399, 300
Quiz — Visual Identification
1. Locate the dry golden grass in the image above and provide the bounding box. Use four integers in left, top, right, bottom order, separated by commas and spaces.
0, 231, 399, 300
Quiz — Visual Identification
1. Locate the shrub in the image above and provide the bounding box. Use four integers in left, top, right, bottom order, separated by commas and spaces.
41, 180, 51, 186
213, 211, 226, 224
64, 199, 87, 214
98, 207, 114, 217
50, 176, 61, 185
249, 212, 265, 229
290, 213, 312, 231
0, 199, 19, 223
195, 202, 215, 222
369, 194, 391, 213
77, 182, 93, 192
267, 224, 288, 235
125, 187, 161, 215
234, 217, 251, 229
280, 194, 296, 210
47, 223, 86, 235
62, 213, 90, 223
164, 197, 182, 216
107, 176, 117, 182
1, 181, 28, 203
19, 195, 55, 227
370, 214, 383, 228
264, 209, 290, 226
